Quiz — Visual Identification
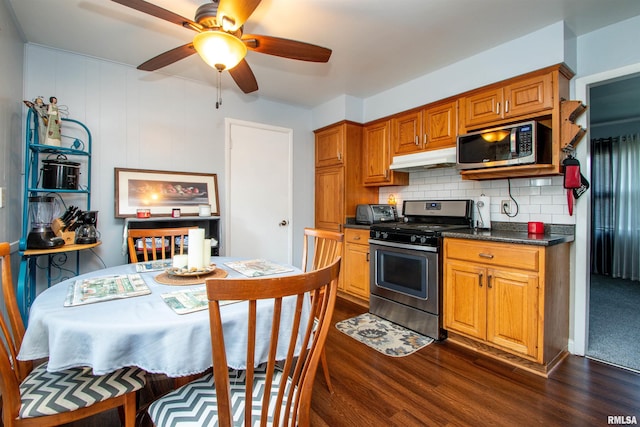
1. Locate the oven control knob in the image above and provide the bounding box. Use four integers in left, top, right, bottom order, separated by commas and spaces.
420, 236, 427, 244
410, 235, 417, 243
382, 232, 389, 239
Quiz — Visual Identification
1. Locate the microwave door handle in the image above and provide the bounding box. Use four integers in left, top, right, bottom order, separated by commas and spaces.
510, 128, 517, 155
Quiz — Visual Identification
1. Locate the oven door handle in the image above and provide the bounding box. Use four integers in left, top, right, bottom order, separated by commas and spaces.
369, 239, 438, 253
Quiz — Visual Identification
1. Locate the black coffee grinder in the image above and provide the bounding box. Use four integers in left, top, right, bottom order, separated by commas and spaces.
75, 211, 98, 244
27, 196, 65, 249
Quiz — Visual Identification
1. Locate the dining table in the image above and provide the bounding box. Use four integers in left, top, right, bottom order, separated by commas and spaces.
17, 257, 306, 379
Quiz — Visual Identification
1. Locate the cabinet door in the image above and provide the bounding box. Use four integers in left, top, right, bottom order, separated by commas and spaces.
315, 125, 344, 167
463, 88, 503, 128
363, 120, 408, 186
392, 111, 423, 155
424, 100, 457, 150
315, 166, 344, 232
486, 268, 539, 359
363, 120, 392, 185
344, 239, 370, 299
444, 260, 486, 339
504, 73, 553, 118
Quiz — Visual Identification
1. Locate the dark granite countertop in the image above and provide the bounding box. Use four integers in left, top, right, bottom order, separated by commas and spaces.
442, 222, 574, 246
344, 218, 371, 230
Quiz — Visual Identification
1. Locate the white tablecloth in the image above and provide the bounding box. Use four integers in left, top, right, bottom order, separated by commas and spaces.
17, 257, 306, 377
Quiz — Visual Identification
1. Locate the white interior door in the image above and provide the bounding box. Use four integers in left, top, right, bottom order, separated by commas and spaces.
225, 118, 293, 264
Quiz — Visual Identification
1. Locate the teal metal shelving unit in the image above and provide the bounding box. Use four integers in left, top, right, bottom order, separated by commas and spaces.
17, 107, 95, 320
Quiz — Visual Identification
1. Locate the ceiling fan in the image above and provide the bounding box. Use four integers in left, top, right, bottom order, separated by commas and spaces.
112, 0, 332, 100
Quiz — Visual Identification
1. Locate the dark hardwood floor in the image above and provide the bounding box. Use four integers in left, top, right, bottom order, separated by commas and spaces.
62, 297, 640, 426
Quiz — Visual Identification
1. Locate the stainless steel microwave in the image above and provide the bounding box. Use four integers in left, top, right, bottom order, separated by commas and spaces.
456, 120, 551, 170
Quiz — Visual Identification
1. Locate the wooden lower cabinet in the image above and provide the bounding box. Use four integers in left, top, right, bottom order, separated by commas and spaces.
342, 228, 371, 301
443, 238, 569, 376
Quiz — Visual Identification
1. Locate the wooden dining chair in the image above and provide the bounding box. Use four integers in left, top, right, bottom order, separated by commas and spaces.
126, 226, 197, 263
302, 227, 343, 394
0, 242, 146, 427
147, 258, 341, 427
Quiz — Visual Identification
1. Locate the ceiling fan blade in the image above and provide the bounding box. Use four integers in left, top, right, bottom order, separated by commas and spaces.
138, 43, 196, 71
228, 59, 259, 93
111, 0, 201, 30
242, 35, 332, 62
217, 0, 262, 31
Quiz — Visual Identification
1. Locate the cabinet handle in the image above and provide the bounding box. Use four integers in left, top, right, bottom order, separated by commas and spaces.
353, 235, 360, 240
505, 100, 510, 113
496, 102, 501, 115
424, 133, 428, 144
366, 252, 370, 262
337, 152, 342, 161
415, 135, 419, 146
478, 253, 494, 259
384, 169, 389, 179
479, 273, 483, 287
488, 275, 493, 288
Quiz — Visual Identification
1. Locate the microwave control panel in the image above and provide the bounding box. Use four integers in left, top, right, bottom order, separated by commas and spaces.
517, 126, 533, 156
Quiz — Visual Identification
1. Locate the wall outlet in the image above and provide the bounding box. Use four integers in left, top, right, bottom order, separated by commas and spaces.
501, 199, 511, 215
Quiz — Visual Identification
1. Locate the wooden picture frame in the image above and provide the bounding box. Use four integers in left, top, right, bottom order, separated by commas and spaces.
114, 168, 219, 218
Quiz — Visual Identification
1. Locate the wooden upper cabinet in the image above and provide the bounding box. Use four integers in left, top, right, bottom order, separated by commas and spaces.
363, 120, 409, 186
505, 73, 553, 117
392, 111, 423, 155
463, 72, 554, 129
315, 125, 344, 167
424, 100, 458, 150
464, 88, 503, 128
392, 100, 458, 156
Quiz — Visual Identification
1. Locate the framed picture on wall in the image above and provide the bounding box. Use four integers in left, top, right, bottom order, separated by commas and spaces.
114, 168, 219, 218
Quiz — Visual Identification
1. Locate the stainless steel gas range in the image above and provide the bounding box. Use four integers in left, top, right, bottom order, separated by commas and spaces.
369, 199, 473, 340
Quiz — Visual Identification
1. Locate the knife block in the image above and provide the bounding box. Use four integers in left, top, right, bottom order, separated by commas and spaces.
52, 218, 75, 244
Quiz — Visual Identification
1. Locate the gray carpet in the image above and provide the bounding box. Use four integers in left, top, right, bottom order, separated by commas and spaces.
587, 274, 640, 372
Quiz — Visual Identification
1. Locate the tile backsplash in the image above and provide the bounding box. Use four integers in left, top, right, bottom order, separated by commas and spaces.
378, 167, 577, 226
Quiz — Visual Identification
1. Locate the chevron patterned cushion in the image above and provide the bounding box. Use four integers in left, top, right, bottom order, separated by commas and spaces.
19, 362, 146, 419
148, 364, 294, 427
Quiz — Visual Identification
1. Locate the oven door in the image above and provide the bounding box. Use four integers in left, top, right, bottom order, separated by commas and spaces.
369, 239, 439, 314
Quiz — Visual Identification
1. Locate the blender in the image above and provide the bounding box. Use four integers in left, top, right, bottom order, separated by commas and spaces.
27, 196, 65, 249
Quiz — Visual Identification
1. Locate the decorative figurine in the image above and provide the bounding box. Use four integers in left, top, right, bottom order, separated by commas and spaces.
45, 96, 61, 146
23, 97, 49, 144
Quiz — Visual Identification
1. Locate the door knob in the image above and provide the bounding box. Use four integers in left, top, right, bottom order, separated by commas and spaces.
279, 220, 289, 227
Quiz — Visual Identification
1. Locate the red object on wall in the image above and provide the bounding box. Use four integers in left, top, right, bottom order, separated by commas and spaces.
563, 156, 581, 216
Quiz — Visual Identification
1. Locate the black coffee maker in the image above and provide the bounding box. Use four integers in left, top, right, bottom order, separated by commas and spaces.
75, 211, 98, 244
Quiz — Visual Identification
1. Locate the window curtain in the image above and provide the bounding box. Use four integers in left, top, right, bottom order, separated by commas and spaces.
591, 134, 640, 281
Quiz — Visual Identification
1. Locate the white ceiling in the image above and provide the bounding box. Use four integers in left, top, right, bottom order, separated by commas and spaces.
7, 0, 640, 109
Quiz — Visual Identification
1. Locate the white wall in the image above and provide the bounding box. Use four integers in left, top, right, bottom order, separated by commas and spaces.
23, 44, 316, 278
0, 0, 25, 249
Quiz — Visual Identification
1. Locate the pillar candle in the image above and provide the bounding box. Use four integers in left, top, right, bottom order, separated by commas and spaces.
172, 254, 188, 269
202, 239, 211, 266
187, 228, 205, 270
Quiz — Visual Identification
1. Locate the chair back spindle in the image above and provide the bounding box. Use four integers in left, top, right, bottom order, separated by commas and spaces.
126, 226, 197, 263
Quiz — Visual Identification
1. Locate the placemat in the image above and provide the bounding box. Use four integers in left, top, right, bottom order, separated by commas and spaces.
154, 269, 228, 286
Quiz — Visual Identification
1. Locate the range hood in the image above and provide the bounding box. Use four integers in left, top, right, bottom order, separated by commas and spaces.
389, 147, 457, 172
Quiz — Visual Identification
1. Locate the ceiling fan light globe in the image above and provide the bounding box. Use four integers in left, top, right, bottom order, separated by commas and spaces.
193, 31, 247, 71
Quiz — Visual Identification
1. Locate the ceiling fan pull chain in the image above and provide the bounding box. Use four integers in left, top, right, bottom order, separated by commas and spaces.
216, 70, 222, 109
